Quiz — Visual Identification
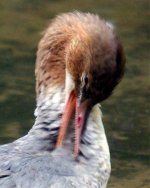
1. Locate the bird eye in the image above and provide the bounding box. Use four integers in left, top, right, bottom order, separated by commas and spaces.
81, 73, 88, 86
84, 76, 88, 85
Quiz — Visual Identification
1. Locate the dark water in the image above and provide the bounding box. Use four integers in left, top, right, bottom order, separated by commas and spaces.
0, 0, 149, 187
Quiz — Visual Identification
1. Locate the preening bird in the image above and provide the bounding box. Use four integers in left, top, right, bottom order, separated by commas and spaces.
0, 12, 125, 188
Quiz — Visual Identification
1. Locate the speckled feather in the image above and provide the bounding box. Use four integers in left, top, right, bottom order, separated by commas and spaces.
0, 11, 125, 188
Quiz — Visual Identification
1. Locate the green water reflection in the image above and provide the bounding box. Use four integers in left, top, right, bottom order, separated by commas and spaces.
0, 0, 149, 187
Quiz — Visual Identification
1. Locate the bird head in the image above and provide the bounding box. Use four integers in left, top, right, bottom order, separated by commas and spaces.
56, 17, 125, 158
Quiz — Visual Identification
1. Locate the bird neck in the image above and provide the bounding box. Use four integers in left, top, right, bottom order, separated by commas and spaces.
78, 104, 111, 172
28, 86, 65, 151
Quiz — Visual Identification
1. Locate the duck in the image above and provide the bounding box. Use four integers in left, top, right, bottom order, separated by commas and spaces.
0, 11, 125, 188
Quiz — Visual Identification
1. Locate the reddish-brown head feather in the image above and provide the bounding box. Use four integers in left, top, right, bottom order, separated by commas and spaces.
35, 12, 125, 153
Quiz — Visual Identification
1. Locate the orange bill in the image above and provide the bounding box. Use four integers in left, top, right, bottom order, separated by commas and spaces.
74, 99, 91, 158
56, 90, 76, 147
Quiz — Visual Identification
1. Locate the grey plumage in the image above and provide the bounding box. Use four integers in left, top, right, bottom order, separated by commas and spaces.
0, 11, 125, 188
0, 90, 110, 188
